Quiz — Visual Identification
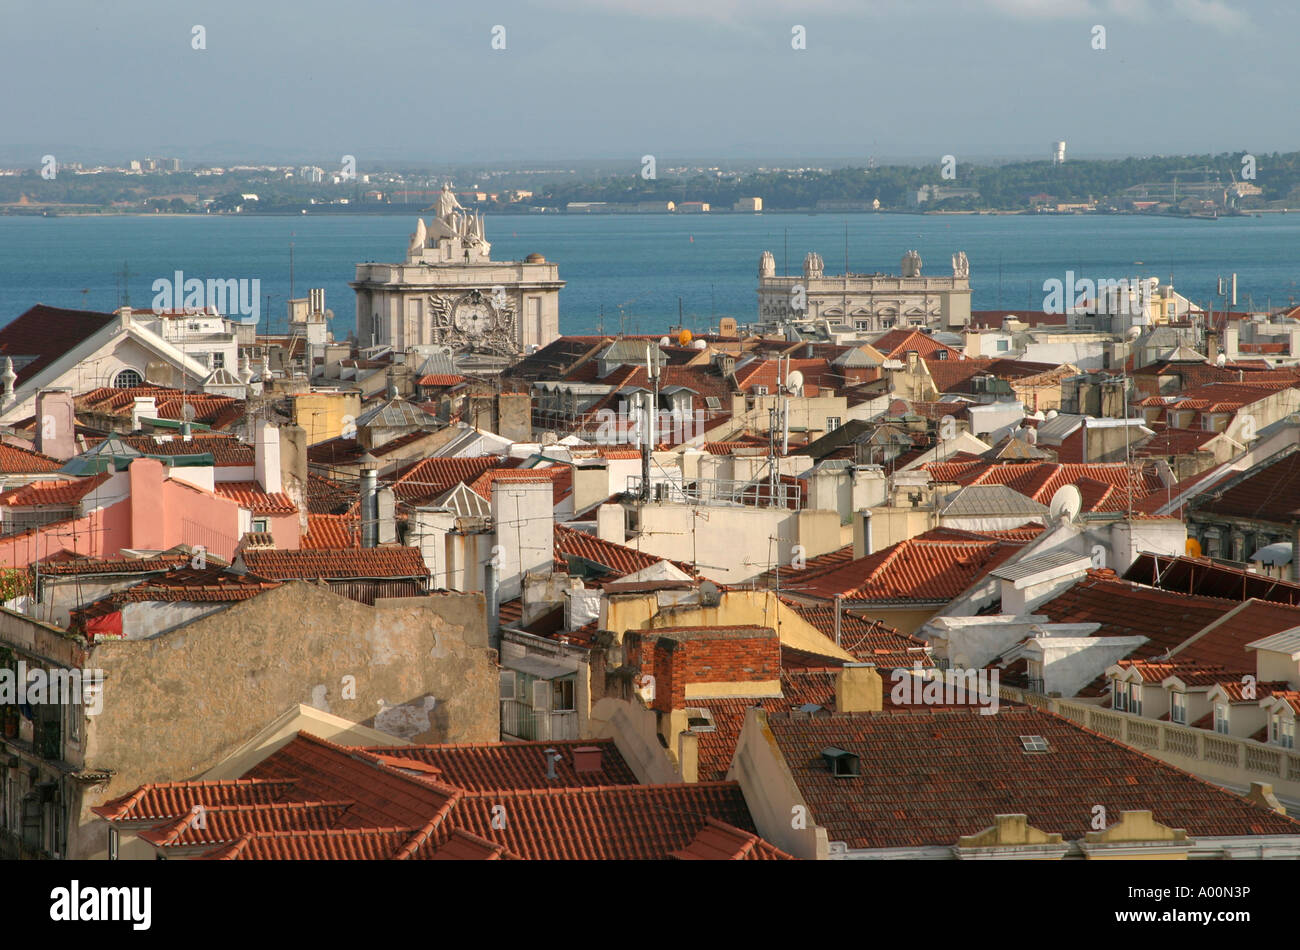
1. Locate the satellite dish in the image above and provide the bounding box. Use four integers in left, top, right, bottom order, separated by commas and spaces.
1215, 352, 1227, 367
1046, 409, 1058, 420
1126, 326, 1142, 342
659, 336, 671, 347
1025, 427, 1038, 445
785, 369, 804, 395
181, 403, 197, 422
1048, 484, 1082, 524
692, 339, 707, 350
324, 309, 335, 321
698, 580, 722, 607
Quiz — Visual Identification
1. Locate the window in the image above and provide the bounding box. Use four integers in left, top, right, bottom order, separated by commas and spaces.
1019, 735, 1050, 753
1112, 678, 1127, 711
1214, 703, 1230, 735
1270, 715, 1280, 743
996, 339, 1010, 352
935, 350, 948, 360
499, 670, 517, 701
825, 417, 841, 432
113, 369, 143, 389
1170, 691, 1187, 725
753, 385, 768, 396
1129, 683, 1143, 716
1283, 719, 1296, 750
251, 518, 268, 533
212, 352, 225, 369
551, 678, 575, 712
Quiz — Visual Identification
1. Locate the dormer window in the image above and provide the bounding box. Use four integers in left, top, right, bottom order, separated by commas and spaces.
1112, 678, 1128, 711
1170, 691, 1187, 725
1282, 719, 1295, 750
1129, 683, 1143, 716
1214, 703, 1230, 735
821, 746, 861, 777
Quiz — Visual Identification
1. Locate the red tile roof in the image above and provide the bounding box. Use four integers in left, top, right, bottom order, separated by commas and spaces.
356, 738, 637, 791
1194, 451, 1300, 521
34, 554, 187, 576
555, 523, 697, 579
669, 817, 793, 860
240, 547, 429, 581
1035, 572, 1235, 660
783, 601, 933, 668
788, 528, 1029, 604
0, 305, 116, 386
923, 459, 1164, 512
467, 466, 573, 505
0, 473, 111, 507
870, 329, 962, 360
1171, 599, 1300, 669
213, 481, 297, 514
387, 455, 509, 504
765, 706, 1300, 849
417, 374, 467, 387
0, 441, 61, 474
301, 513, 361, 550
120, 433, 254, 466
93, 778, 298, 822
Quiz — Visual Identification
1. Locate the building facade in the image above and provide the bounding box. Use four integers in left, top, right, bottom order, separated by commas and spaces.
757, 249, 972, 334
351, 185, 563, 366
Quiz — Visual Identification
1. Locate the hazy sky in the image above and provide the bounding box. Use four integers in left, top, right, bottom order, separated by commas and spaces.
1, 0, 1293, 164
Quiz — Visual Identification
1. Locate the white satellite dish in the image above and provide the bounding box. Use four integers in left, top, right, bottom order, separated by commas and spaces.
181, 403, 197, 422
1215, 352, 1227, 367
1025, 427, 1038, 445
1045, 409, 1058, 420
1126, 326, 1142, 342
659, 336, 671, 347
692, 339, 707, 350
1048, 484, 1082, 524
784, 369, 804, 395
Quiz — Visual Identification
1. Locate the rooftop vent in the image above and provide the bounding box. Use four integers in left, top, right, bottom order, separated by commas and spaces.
572, 746, 603, 773
543, 747, 562, 780
820, 746, 861, 777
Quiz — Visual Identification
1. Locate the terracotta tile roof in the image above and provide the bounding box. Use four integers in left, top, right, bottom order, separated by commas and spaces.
417, 374, 467, 387
306, 472, 359, 515
213, 481, 297, 514
446, 781, 760, 860
102, 731, 780, 861
34, 554, 187, 576
0, 305, 115, 385
240, 547, 429, 581
733, 358, 838, 394
1193, 451, 1300, 521
923, 459, 1164, 511
789, 529, 1029, 604
555, 523, 697, 579
0, 441, 61, 474
0, 472, 110, 507
306, 437, 368, 465
301, 513, 361, 550
120, 433, 254, 466
138, 800, 354, 849
1034, 573, 1235, 660
93, 778, 298, 822
201, 826, 428, 860
467, 466, 573, 505
870, 329, 962, 360
669, 817, 794, 860
387, 455, 509, 504
1135, 428, 1219, 458
1171, 599, 1300, 669
765, 706, 1300, 849
783, 601, 933, 668
354, 738, 637, 791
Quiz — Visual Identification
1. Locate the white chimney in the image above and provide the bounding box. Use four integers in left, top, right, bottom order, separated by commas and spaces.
131, 396, 157, 430
254, 419, 282, 493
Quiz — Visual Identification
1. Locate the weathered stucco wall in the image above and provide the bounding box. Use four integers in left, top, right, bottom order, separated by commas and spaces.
73, 581, 497, 858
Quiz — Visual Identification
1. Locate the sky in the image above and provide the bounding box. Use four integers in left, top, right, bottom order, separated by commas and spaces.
0, 0, 1294, 165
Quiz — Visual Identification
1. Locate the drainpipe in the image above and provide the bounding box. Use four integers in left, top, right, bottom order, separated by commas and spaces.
834, 594, 843, 648
485, 560, 500, 651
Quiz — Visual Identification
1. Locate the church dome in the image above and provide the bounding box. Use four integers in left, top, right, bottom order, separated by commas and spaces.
525, 252, 546, 263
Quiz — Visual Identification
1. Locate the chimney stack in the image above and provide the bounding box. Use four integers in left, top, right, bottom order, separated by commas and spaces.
835, 663, 883, 714
360, 469, 378, 548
